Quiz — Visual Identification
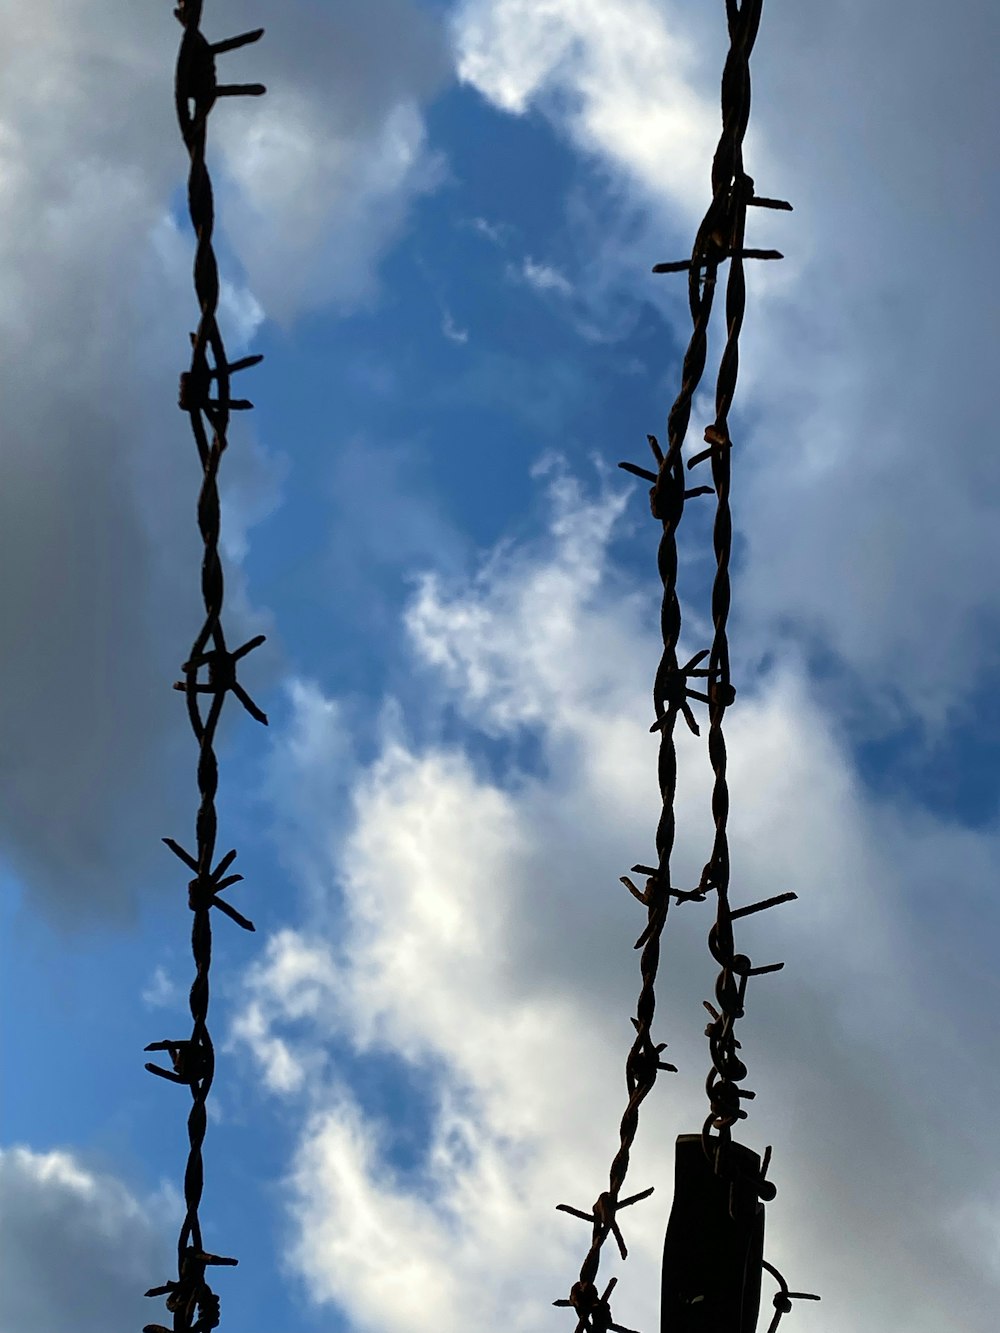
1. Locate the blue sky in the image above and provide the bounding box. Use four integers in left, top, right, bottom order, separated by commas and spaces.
1, 1, 999, 1331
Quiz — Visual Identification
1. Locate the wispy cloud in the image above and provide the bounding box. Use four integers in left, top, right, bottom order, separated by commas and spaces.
466, 214, 513, 246
140, 965, 179, 1009
510, 255, 574, 297
441, 308, 470, 343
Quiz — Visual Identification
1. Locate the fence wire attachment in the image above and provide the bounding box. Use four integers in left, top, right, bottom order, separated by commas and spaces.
144, 1038, 210, 1087
554, 1277, 642, 1333
761, 1261, 821, 1333
144, 1247, 237, 1333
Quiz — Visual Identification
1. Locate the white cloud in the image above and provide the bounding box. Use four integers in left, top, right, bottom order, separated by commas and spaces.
286, 1092, 584, 1331
513, 256, 575, 297
141, 964, 180, 1009
453, 0, 717, 218
260, 678, 359, 919
0, 1145, 173, 1333
406, 467, 635, 733
442, 308, 470, 343
467, 215, 513, 246
451, 0, 1000, 724
236, 468, 1000, 1333
230, 927, 341, 1095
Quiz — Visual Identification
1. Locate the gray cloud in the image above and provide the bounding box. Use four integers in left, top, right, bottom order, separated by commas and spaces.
0, 0, 447, 922
0, 3, 194, 922
210, 0, 450, 321
0, 1145, 173, 1333
740, 0, 1000, 723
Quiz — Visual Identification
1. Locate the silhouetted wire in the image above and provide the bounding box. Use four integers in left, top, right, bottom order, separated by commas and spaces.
555, 3, 818, 1328
143, 5, 266, 1330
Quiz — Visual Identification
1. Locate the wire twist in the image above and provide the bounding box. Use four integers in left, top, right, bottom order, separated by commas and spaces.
144, 5, 266, 1331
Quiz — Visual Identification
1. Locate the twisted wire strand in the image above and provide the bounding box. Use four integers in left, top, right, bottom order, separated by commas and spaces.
697, 0, 788, 1195
555, 137, 729, 1333
698, 0, 759, 1165
143, 5, 266, 1330
555, 2, 806, 1327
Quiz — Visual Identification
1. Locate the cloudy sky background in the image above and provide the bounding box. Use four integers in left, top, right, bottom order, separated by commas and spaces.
1, 1, 998, 1330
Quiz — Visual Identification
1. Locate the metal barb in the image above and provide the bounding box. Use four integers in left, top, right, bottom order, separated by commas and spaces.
144, 5, 266, 1328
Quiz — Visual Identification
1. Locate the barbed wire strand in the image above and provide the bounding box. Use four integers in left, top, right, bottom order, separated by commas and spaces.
143, 5, 266, 1331
697, 0, 776, 1191
555, 2, 818, 1328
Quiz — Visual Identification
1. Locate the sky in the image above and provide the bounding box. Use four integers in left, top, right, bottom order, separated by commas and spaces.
1, 1, 998, 1331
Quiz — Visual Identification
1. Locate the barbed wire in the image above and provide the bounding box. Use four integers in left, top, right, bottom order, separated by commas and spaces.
555, 2, 816, 1328
691, 0, 788, 1207
143, 5, 266, 1331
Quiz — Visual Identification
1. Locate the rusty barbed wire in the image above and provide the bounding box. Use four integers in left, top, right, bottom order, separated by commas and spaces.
555, 2, 817, 1328
690, 0, 790, 1205
143, 5, 266, 1331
